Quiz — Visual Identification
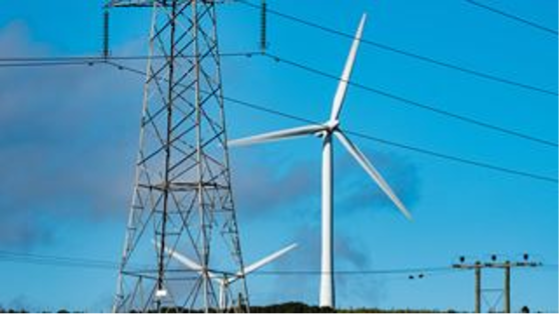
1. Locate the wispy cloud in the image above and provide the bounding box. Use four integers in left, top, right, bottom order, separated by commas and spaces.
0, 22, 142, 248
231, 153, 319, 217
336, 148, 420, 215
0, 20, 421, 256
231, 146, 420, 220
231, 146, 419, 305
263, 224, 385, 306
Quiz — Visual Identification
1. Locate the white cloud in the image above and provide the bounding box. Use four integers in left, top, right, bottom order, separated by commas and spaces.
0, 22, 141, 247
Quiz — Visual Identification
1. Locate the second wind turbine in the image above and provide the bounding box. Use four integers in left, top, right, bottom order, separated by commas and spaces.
229, 14, 412, 308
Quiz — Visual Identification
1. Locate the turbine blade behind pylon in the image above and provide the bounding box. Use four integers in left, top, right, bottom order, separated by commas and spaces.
229, 243, 298, 284
152, 240, 203, 271
152, 240, 220, 281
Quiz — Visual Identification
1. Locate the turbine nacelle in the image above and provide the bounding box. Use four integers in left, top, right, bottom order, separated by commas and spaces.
312, 121, 339, 139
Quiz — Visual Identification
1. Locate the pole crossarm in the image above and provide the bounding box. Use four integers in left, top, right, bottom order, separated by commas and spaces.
108, 1, 188, 8
453, 261, 542, 269
452, 256, 542, 313
107, 0, 227, 8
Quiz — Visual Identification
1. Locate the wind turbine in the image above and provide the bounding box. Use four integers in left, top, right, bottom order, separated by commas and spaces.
156, 241, 298, 311
229, 14, 412, 308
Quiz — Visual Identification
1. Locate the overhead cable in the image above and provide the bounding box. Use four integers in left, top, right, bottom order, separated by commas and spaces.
263, 52, 558, 148
221, 95, 558, 184
0, 250, 457, 275
0, 51, 260, 64
104, 61, 557, 184
235, 0, 557, 96
465, 0, 558, 36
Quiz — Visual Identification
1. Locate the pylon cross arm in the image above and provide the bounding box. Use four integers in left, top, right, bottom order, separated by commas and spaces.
107, 0, 222, 8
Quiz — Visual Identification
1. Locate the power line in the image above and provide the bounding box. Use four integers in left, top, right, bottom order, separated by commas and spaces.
254, 267, 454, 275
0, 249, 456, 275
0, 60, 105, 68
1, 58, 556, 149
2, 58, 553, 183
106, 61, 557, 183
0, 51, 260, 66
0, 249, 554, 276
344, 130, 557, 183
3, 54, 556, 152
219, 94, 558, 184
0, 250, 119, 270
110, 55, 553, 182
263, 52, 558, 148
0, 12, 555, 148
235, 0, 557, 96
465, 0, 558, 36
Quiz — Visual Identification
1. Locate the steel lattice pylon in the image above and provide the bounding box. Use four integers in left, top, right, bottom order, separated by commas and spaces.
110, 0, 250, 312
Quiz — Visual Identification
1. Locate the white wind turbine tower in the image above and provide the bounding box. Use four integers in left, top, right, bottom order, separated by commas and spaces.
156, 241, 298, 311
229, 14, 412, 308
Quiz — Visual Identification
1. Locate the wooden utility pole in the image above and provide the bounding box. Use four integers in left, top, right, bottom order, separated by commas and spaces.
504, 261, 511, 313
475, 262, 481, 313
454, 261, 482, 313
453, 255, 540, 313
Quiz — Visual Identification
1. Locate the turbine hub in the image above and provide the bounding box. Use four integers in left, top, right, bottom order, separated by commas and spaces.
325, 120, 340, 132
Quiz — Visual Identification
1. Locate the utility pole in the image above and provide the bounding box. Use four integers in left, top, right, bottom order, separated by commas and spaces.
505, 261, 511, 313
454, 260, 482, 313
475, 262, 481, 313
108, 0, 250, 312
453, 254, 541, 313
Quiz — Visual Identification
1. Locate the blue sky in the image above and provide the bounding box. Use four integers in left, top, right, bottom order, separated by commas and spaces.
0, 0, 557, 312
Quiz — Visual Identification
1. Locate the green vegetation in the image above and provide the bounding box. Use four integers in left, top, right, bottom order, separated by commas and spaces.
251, 302, 455, 313
0, 302, 459, 313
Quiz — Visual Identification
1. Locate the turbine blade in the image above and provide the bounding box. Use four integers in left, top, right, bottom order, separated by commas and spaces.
228, 243, 298, 284
329, 13, 367, 122
152, 240, 220, 281
157, 243, 203, 271
228, 124, 326, 147
334, 131, 412, 220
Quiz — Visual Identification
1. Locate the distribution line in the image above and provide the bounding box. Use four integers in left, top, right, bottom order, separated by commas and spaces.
104, 61, 557, 183
255, 267, 454, 275
465, 0, 558, 35
0, 249, 456, 275
0, 249, 555, 274
235, 0, 557, 96
263, 52, 558, 148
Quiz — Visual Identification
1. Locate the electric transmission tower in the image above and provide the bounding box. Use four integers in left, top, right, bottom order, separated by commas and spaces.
108, 0, 250, 312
